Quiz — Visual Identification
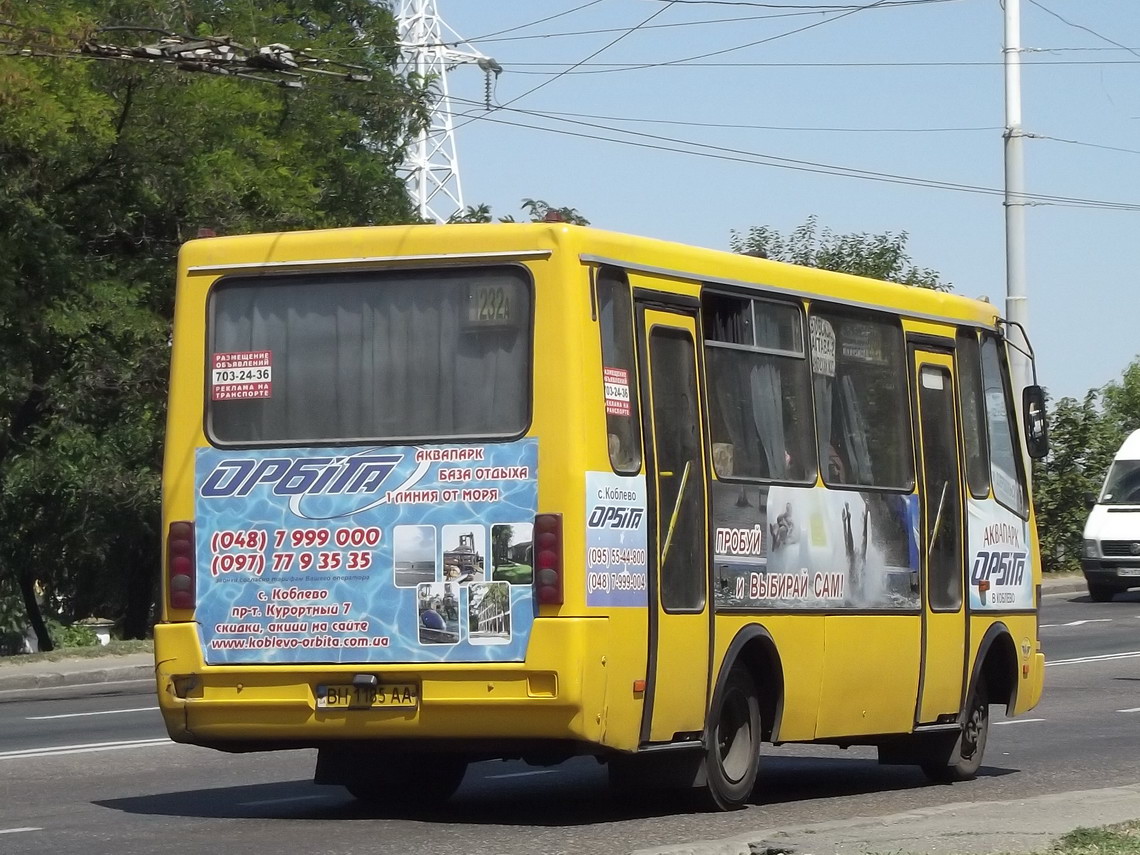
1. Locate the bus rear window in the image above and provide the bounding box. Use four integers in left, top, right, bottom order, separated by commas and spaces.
207, 267, 532, 445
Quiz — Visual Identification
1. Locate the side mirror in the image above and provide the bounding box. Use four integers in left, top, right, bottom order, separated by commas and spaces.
1022, 385, 1049, 460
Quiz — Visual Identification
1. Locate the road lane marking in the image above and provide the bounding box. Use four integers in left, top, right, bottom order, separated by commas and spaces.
0, 828, 42, 835
993, 718, 1045, 725
239, 795, 332, 807
26, 705, 158, 720
1119, 707, 1140, 713
1046, 651, 1140, 667
1039, 619, 1113, 628
0, 738, 171, 760
485, 769, 559, 780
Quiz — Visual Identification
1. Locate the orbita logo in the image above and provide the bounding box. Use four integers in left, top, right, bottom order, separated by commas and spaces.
200, 454, 404, 499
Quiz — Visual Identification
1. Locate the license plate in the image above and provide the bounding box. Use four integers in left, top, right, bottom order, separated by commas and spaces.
1119, 567, 1140, 577
316, 683, 418, 709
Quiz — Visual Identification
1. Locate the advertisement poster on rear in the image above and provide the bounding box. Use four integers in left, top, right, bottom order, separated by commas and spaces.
193, 440, 537, 664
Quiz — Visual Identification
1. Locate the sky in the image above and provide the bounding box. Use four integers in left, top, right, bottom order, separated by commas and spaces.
413, 0, 1140, 403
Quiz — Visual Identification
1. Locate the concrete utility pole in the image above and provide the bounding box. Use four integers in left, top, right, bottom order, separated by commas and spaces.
395, 0, 500, 223
1003, 0, 1031, 396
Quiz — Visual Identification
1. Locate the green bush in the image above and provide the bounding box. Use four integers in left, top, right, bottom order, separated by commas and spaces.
46, 619, 99, 649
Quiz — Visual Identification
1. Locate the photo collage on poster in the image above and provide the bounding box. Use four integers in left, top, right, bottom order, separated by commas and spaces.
712, 480, 921, 610
401, 522, 532, 647
194, 439, 538, 665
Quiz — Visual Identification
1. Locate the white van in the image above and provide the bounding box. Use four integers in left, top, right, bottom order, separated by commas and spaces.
1082, 429, 1140, 601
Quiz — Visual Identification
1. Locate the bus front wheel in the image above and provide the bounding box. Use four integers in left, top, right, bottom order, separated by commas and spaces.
920, 678, 989, 783
701, 667, 762, 810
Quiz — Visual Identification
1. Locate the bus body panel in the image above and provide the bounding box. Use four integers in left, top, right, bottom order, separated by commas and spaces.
814, 614, 922, 737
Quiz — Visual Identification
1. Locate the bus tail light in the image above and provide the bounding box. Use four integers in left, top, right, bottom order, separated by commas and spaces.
167, 521, 196, 612
534, 513, 563, 605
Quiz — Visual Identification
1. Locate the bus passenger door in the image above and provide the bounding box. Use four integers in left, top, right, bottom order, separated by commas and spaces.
911, 349, 967, 723
636, 306, 711, 744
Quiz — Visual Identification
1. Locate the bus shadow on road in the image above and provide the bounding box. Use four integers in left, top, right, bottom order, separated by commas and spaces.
94, 778, 702, 825
752, 755, 1018, 806
94, 756, 1019, 825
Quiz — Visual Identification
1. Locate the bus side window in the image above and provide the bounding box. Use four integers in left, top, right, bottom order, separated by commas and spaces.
597, 269, 642, 474
702, 291, 816, 484
980, 334, 1029, 517
956, 330, 991, 498
809, 309, 914, 491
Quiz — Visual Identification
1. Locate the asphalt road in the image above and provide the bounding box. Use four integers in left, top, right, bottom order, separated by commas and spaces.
0, 588, 1137, 855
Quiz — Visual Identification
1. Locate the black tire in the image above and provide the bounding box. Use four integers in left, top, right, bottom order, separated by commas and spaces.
1088, 583, 1116, 603
345, 754, 468, 806
921, 678, 989, 783
700, 667, 762, 810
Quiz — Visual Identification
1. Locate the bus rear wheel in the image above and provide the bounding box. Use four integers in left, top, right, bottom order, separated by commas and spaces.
701, 667, 761, 810
920, 678, 989, 783
319, 749, 468, 806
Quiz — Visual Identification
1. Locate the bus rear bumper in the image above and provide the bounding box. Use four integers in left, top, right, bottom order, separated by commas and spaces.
154, 618, 610, 751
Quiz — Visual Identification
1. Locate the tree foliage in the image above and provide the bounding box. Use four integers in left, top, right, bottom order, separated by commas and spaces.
1031, 391, 1122, 571
0, 0, 424, 648
1100, 360, 1140, 437
730, 215, 949, 291
450, 198, 590, 226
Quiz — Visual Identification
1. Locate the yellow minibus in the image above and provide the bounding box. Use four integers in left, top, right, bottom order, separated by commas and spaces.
156, 222, 1048, 810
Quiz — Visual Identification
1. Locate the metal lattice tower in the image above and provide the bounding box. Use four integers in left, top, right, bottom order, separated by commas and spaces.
395, 0, 499, 223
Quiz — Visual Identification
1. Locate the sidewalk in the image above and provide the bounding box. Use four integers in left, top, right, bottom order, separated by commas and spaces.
0, 650, 154, 693
635, 784, 1140, 855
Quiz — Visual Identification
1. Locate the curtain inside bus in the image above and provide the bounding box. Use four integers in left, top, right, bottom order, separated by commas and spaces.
207, 267, 532, 444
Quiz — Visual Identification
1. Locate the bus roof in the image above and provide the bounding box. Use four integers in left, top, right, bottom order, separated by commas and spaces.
179, 222, 1001, 329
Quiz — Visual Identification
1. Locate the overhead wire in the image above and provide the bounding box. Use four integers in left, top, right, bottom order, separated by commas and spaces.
1025, 0, 1140, 61
443, 96, 1140, 212
442, 7, 899, 48
576, 0, 906, 74
460, 0, 609, 44
1032, 135, 1140, 159
472, 104, 1000, 133
497, 58, 1140, 74
494, 1, 682, 110
648, 0, 958, 6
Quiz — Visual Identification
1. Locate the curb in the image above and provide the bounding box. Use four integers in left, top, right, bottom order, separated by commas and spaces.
1042, 580, 1088, 596
0, 662, 154, 694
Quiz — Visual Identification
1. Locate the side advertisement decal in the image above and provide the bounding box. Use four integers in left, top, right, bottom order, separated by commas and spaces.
585, 471, 649, 607
967, 499, 1032, 610
712, 481, 920, 610
194, 439, 538, 664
